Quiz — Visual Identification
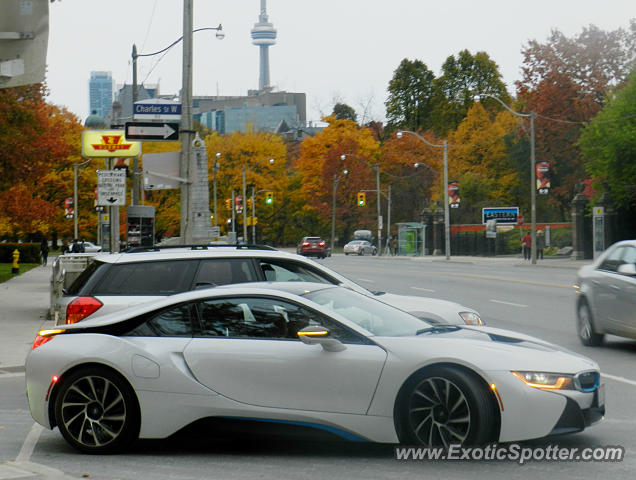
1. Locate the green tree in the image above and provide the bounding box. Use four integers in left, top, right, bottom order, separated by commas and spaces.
385, 59, 436, 133
332, 103, 357, 123
431, 50, 509, 135
579, 71, 636, 212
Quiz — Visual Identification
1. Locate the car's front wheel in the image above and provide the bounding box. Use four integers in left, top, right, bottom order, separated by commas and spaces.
396, 366, 496, 447
54, 366, 140, 454
577, 301, 604, 346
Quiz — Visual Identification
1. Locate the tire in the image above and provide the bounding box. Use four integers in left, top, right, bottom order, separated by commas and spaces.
396, 366, 496, 447
372, 248, 377, 256
54, 367, 140, 454
577, 300, 604, 347
359, 250, 364, 256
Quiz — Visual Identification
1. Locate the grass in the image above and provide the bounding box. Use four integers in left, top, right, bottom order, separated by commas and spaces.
0, 263, 40, 283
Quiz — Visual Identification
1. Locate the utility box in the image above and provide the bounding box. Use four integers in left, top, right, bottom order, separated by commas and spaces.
126, 205, 155, 248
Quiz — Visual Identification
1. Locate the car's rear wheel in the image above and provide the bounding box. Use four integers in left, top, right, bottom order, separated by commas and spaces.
577, 301, 604, 347
397, 366, 496, 447
54, 367, 140, 454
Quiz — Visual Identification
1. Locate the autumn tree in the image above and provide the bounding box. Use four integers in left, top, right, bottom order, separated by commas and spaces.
447, 104, 520, 223
385, 59, 436, 134
203, 130, 287, 244
296, 116, 380, 243
516, 22, 636, 218
431, 50, 510, 135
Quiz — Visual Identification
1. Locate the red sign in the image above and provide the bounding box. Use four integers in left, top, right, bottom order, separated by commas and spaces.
518, 215, 525, 225
91, 135, 134, 153
64, 197, 74, 219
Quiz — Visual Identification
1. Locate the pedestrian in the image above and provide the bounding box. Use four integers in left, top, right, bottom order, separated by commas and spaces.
521, 231, 531, 260
40, 238, 49, 266
536, 230, 545, 260
390, 236, 398, 256
71, 239, 82, 253
61, 240, 69, 254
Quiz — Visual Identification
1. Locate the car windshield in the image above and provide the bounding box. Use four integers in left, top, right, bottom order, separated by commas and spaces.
303, 287, 429, 336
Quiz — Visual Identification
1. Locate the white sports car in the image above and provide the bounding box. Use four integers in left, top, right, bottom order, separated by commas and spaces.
26, 283, 604, 454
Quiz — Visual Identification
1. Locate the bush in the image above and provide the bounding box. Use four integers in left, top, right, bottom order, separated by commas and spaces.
0, 243, 40, 263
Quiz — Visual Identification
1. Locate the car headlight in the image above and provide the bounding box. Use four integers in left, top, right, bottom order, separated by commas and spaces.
512, 371, 575, 390
459, 311, 483, 326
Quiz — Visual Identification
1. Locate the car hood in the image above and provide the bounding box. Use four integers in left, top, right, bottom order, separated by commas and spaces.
374, 325, 598, 373
373, 292, 478, 323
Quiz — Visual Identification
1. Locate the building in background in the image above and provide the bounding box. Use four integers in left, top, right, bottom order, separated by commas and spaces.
88, 71, 113, 118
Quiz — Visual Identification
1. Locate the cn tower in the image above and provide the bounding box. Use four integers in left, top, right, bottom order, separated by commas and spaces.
250, 0, 277, 91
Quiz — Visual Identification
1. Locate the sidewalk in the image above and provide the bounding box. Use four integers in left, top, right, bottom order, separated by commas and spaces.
0, 261, 53, 372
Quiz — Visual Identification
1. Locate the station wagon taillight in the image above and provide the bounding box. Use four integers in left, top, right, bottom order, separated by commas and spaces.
66, 297, 103, 324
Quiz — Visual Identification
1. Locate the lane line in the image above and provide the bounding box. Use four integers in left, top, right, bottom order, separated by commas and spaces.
410, 287, 436, 293
490, 299, 528, 308
15, 423, 43, 463
428, 271, 572, 289
602, 373, 636, 387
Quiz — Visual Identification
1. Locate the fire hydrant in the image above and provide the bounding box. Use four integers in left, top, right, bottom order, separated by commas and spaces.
12, 249, 20, 274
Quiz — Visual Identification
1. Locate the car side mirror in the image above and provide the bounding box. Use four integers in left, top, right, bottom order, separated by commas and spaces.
297, 326, 346, 352
617, 263, 636, 276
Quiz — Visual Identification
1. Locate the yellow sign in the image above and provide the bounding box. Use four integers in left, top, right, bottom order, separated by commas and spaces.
82, 130, 141, 158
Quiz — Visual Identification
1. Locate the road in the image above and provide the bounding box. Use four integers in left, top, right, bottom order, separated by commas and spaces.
1, 255, 635, 479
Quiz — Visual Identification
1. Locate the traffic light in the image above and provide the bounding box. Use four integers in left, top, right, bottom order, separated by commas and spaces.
225, 198, 231, 211
357, 192, 366, 206
265, 192, 273, 205
247, 198, 252, 211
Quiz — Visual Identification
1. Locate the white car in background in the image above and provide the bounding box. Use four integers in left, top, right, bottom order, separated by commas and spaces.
343, 240, 376, 256
27, 283, 604, 454
80, 241, 102, 253
53, 245, 482, 327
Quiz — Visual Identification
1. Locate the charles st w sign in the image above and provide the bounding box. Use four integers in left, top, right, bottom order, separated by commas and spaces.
482, 207, 520, 225
81, 130, 141, 158
125, 122, 179, 142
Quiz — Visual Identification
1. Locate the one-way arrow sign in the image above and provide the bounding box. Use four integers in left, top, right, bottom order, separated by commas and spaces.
125, 122, 179, 142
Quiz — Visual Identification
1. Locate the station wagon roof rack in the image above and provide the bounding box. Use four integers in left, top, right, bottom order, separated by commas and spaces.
123, 244, 278, 253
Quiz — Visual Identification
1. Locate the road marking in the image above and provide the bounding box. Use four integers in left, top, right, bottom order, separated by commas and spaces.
602, 373, 636, 387
15, 423, 43, 463
357, 278, 375, 283
490, 299, 528, 308
411, 287, 436, 293
430, 271, 572, 289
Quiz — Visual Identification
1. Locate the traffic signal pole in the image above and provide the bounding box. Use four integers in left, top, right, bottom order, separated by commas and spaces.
376, 164, 382, 256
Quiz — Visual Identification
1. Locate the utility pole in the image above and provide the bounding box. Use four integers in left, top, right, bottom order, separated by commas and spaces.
376, 164, 382, 256
179, 0, 194, 244
131, 44, 140, 206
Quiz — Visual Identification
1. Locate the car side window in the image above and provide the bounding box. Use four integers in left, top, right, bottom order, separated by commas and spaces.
195, 296, 367, 344
258, 260, 335, 284
598, 247, 628, 273
194, 259, 258, 288
125, 304, 193, 337
92, 260, 198, 295
621, 246, 636, 266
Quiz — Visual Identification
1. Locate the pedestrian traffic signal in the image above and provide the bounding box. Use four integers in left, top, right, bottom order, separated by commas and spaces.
357, 192, 366, 206
265, 192, 273, 205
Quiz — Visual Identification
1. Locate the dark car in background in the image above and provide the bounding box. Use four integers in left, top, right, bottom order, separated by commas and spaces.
575, 239, 636, 346
297, 236, 329, 258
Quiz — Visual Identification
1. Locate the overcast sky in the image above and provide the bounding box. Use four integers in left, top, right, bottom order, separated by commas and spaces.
46, 0, 635, 125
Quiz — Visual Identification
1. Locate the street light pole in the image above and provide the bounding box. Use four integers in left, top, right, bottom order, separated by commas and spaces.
331, 170, 348, 254
179, 0, 194, 245
242, 165, 247, 242
396, 131, 451, 260
474, 94, 537, 264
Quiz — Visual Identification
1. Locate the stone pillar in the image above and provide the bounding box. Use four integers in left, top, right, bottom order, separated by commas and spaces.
571, 192, 588, 260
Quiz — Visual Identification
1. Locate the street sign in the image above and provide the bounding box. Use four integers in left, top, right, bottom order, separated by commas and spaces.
81, 130, 141, 158
125, 122, 179, 142
97, 170, 126, 206
133, 101, 181, 121
482, 207, 519, 225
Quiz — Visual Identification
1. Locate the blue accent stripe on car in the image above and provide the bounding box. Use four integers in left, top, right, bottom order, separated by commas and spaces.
223, 417, 368, 442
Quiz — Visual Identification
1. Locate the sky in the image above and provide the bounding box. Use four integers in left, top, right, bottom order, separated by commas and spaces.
46, 0, 635, 125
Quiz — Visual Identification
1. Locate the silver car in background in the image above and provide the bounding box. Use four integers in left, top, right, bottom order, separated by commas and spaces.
343, 240, 376, 256
575, 239, 636, 346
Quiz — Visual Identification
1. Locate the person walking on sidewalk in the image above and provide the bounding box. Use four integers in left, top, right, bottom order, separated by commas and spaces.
521, 232, 531, 260
536, 230, 545, 260
40, 238, 49, 266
